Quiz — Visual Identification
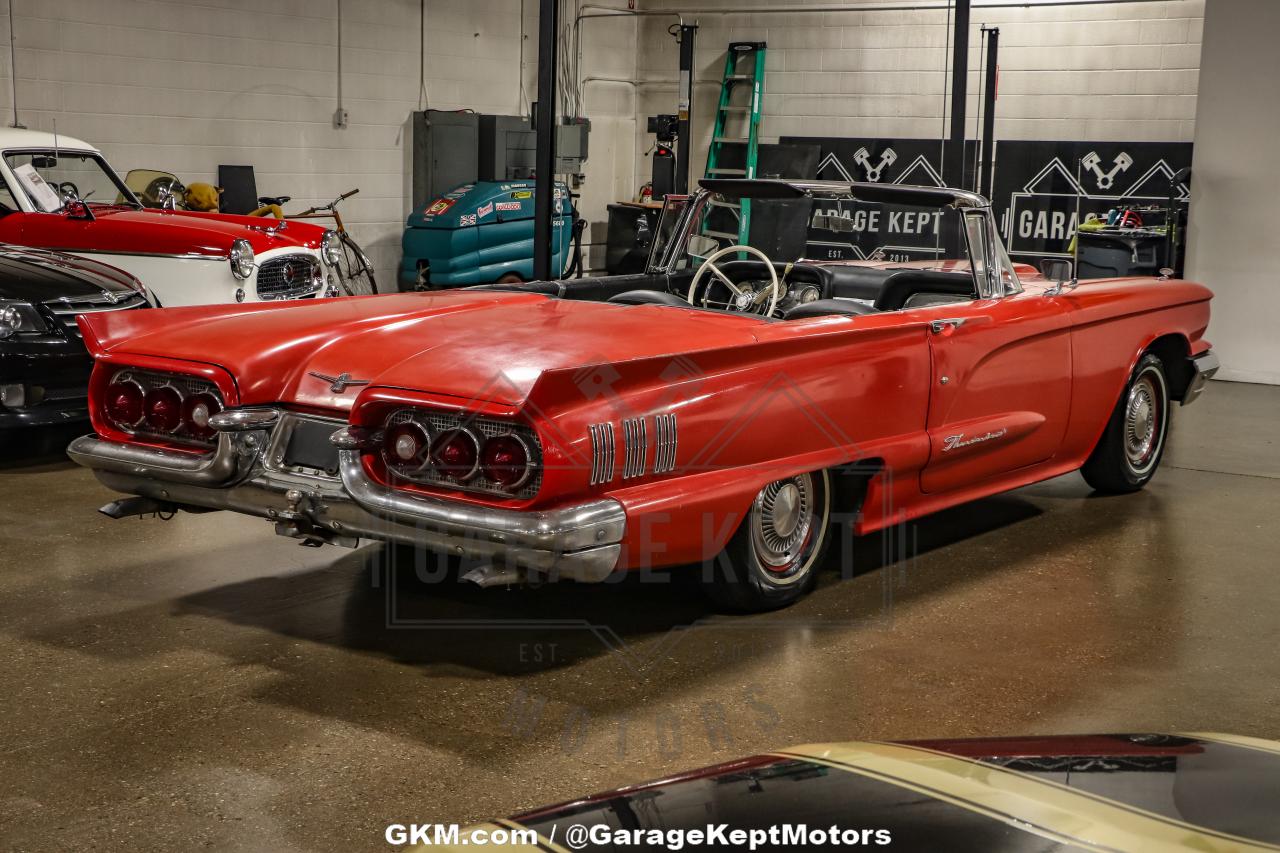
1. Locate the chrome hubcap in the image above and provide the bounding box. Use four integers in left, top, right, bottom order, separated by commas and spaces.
752, 475, 814, 570
771, 483, 802, 539
1124, 372, 1163, 470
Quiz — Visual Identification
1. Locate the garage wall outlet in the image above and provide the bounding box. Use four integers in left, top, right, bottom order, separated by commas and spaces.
333, 108, 349, 130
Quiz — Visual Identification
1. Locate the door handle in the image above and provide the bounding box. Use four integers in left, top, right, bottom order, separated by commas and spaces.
929, 318, 968, 335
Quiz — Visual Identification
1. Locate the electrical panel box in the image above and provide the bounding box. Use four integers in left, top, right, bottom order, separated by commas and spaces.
556, 121, 591, 176
412, 110, 593, 209
412, 110, 479, 211
478, 114, 535, 181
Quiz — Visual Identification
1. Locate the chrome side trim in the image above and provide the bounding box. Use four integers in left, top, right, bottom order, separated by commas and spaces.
1182, 350, 1220, 406
588, 422, 615, 485
622, 417, 647, 479
45, 247, 225, 262
653, 413, 678, 474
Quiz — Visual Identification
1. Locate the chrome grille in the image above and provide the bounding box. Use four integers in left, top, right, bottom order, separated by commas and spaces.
621, 417, 647, 479
43, 291, 149, 338
653, 413, 678, 474
255, 254, 322, 300
588, 422, 616, 485
386, 409, 543, 499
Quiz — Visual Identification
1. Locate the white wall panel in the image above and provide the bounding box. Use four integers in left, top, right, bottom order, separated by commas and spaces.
632, 0, 1204, 187
0, 0, 635, 285
1185, 0, 1279, 384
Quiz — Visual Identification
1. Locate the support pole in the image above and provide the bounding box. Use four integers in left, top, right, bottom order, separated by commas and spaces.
980, 26, 999, 197
533, 0, 559, 281
675, 23, 698, 195
944, 0, 970, 191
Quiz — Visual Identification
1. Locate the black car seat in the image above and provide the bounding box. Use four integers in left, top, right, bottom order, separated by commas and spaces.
607, 290, 690, 307
873, 270, 976, 311
822, 266, 894, 301
783, 299, 879, 320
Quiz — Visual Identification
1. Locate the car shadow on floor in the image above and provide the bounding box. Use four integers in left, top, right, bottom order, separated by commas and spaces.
163, 489, 1051, 678
21, 480, 1159, 765
0, 423, 84, 470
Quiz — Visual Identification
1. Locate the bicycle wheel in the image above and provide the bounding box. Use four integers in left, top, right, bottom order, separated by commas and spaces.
334, 234, 377, 295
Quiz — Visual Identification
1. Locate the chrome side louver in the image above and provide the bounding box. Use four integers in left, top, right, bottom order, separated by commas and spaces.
588, 414, 678, 485
588, 422, 616, 485
622, 417, 647, 479
653, 414, 678, 474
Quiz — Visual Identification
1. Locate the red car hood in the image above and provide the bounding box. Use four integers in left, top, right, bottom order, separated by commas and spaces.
43, 205, 325, 256
80, 290, 766, 410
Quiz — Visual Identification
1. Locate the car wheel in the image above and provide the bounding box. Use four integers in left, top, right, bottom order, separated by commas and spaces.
700, 470, 833, 612
1081, 353, 1170, 493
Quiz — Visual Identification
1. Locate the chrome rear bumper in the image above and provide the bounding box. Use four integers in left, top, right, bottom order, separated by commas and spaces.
1182, 350, 1220, 406
66, 417, 625, 582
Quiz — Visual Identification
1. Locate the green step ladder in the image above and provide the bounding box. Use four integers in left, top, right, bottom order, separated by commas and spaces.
703, 41, 767, 245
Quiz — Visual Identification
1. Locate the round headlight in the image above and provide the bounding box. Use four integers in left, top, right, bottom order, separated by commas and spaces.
321, 230, 343, 266
229, 239, 254, 280
0, 301, 47, 339
0, 305, 20, 339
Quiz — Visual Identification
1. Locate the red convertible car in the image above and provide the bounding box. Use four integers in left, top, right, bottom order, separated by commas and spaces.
66, 179, 1218, 610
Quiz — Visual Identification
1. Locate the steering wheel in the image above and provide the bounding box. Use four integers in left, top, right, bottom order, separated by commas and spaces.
686, 244, 783, 317
57, 181, 80, 199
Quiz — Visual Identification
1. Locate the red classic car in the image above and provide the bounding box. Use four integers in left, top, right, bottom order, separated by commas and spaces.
0, 129, 354, 306
66, 180, 1218, 611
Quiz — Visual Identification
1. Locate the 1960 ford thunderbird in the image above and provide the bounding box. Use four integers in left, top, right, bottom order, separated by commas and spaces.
66, 179, 1218, 611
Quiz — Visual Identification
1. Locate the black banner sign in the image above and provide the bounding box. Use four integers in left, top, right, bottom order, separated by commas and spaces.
993, 140, 1192, 261
781, 136, 1192, 264
781, 137, 977, 262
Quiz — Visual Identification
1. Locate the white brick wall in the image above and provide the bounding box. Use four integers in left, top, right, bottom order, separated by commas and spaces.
0, 0, 636, 285
633, 0, 1204, 185
0, 0, 1205, 282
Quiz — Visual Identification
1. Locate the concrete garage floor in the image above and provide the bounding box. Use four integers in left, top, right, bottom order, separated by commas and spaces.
1, 381, 1278, 850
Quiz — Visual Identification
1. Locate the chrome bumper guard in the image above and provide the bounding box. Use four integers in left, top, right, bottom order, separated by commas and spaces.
1182, 350, 1220, 406
66, 414, 626, 582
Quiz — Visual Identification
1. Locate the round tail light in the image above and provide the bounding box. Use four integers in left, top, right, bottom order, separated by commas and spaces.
143, 385, 184, 433
181, 392, 222, 441
384, 422, 430, 472
431, 429, 480, 480
480, 435, 531, 488
104, 379, 144, 429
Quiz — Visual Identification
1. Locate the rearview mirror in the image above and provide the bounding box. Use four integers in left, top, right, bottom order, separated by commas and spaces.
63, 199, 95, 221
31, 155, 57, 169
1039, 258, 1074, 283
634, 216, 652, 250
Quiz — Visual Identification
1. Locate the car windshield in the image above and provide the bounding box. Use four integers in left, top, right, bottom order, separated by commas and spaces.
672, 190, 968, 270
655, 181, 1020, 299
3, 150, 139, 212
